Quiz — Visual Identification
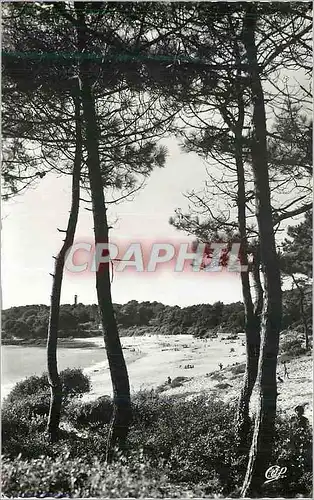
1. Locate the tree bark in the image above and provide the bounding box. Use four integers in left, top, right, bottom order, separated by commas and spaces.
75, 3, 132, 462
220, 56, 262, 449
236, 246, 264, 451
252, 245, 264, 321
292, 276, 310, 350
47, 95, 82, 443
299, 288, 310, 350
234, 119, 261, 451
241, 6, 282, 496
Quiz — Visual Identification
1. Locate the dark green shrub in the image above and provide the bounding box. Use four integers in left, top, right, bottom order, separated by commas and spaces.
3, 390, 50, 418
1, 404, 51, 458
2, 390, 51, 456
170, 376, 189, 388
67, 395, 113, 429
5, 368, 91, 404
230, 363, 246, 375
6, 375, 48, 402
2, 404, 32, 442
59, 368, 91, 398
210, 371, 225, 381
130, 390, 173, 431
1, 453, 206, 498
2, 369, 90, 459
155, 382, 168, 394
2, 388, 312, 498
280, 334, 308, 357
128, 391, 244, 494
215, 382, 232, 390
270, 414, 312, 497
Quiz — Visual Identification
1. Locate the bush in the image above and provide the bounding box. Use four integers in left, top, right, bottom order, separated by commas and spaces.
67, 396, 113, 429
3, 390, 50, 418
5, 368, 91, 404
2, 389, 312, 497
230, 363, 246, 375
215, 382, 232, 390
170, 376, 189, 388
6, 375, 48, 402
2, 390, 51, 458
209, 371, 225, 381
270, 414, 313, 497
128, 391, 244, 494
1, 402, 51, 458
1, 453, 207, 498
2, 369, 90, 459
59, 368, 91, 398
280, 333, 308, 357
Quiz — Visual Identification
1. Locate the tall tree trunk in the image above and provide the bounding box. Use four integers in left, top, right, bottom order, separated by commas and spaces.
234, 120, 260, 451
237, 245, 264, 450
252, 245, 264, 321
75, 3, 132, 462
236, 288, 261, 451
47, 96, 82, 442
292, 276, 310, 350
220, 53, 262, 449
241, 6, 282, 496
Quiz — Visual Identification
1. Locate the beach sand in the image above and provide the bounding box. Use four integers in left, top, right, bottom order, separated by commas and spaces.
80, 334, 313, 423
2, 334, 311, 422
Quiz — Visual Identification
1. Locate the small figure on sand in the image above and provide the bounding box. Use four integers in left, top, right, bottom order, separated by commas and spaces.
282, 360, 289, 379
167, 376, 172, 385
219, 363, 223, 370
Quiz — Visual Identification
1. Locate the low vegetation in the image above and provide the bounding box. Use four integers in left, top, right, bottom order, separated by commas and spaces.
280, 331, 311, 358
2, 372, 312, 498
5, 368, 91, 404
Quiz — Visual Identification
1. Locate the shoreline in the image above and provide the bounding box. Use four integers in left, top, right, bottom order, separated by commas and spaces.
2, 334, 312, 423
1, 337, 104, 349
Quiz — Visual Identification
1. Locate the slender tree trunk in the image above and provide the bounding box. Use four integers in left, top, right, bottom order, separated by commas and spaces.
75, 3, 132, 462
220, 60, 262, 448
241, 6, 282, 496
299, 289, 310, 350
47, 96, 82, 442
236, 307, 261, 451
292, 276, 310, 350
237, 247, 264, 450
234, 120, 260, 451
252, 245, 264, 321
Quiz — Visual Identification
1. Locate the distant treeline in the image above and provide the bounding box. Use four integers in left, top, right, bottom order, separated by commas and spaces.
2, 286, 311, 341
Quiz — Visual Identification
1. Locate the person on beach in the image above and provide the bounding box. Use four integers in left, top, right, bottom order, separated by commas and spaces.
283, 360, 289, 378
219, 363, 223, 370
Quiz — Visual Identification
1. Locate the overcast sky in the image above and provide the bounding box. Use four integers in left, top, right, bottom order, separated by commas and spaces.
2, 137, 242, 309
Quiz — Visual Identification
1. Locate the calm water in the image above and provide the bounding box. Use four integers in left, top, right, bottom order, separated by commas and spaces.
1, 345, 106, 399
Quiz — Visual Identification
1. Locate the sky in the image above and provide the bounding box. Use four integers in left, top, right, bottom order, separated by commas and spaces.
2, 138, 243, 309
2, 15, 310, 312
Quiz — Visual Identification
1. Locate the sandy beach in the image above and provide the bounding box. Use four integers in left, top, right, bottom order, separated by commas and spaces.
80, 334, 313, 422
81, 334, 246, 398
2, 333, 311, 421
